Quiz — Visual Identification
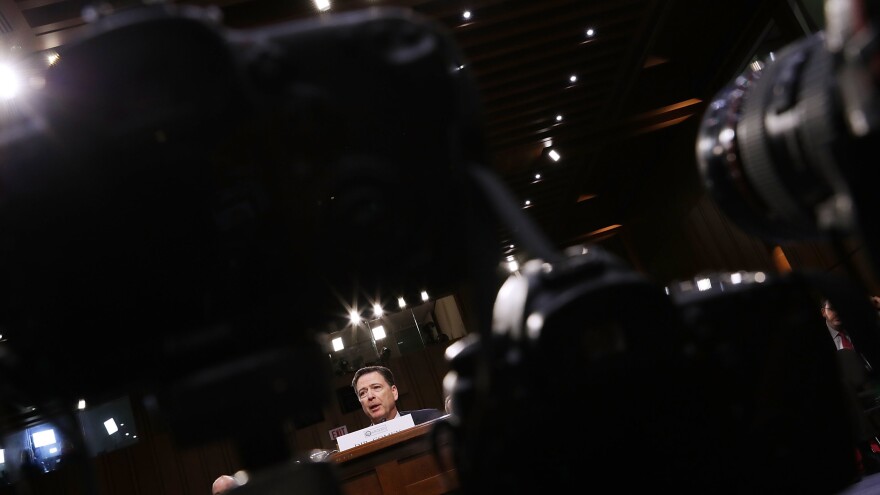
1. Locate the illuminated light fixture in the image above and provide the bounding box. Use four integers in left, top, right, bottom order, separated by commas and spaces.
332, 337, 344, 352
664, 286, 670, 295
0, 449, 4, 464
0, 63, 22, 100
547, 149, 561, 162
507, 260, 519, 272
534, 173, 542, 180
49, 447, 58, 454
349, 310, 360, 325
509, 244, 515, 249
46, 52, 60, 65
420, 290, 429, 302
523, 199, 532, 207
462, 10, 471, 20
585, 28, 595, 37
125, 433, 130, 436
32, 429, 57, 448
754, 272, 767, 283
569, 74, 577, 83
556, 114, 563, 122
104, 418, 118, 435
696, 278, 712, 291
313, 0, 330, 11
397, 297, 407, 309
373, 303, 383, 317
731, 273, 743, 284
372, 325, 386, 340
77, 399, 86, 410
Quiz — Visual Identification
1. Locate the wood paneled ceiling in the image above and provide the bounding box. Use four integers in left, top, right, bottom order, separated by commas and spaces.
0, 0, 817, 264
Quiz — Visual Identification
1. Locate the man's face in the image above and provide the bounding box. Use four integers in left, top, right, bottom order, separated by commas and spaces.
822, 303, 842, 330
355, 371, 399, 423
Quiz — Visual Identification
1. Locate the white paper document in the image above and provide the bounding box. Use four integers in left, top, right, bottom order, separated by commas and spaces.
336, 414, 416, 451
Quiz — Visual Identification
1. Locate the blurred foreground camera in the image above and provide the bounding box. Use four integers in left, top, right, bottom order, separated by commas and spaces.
444, 246, 861, 494
0, 1, 482, 487
442, 2, 880, 493
696, 1, 880, 275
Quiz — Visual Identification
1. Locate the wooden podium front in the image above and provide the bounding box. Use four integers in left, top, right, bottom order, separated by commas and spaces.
330, 417, 459, 495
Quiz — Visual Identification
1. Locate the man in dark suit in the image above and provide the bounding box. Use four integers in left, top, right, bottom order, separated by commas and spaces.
352, 365, 444, 425
821, 297, 880, 476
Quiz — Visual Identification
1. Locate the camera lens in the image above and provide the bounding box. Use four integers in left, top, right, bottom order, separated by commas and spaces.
696, 33, 846, 242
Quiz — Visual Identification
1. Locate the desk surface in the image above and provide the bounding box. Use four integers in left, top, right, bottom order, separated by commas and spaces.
332, 416, 446, 463
330, 416, 458, 495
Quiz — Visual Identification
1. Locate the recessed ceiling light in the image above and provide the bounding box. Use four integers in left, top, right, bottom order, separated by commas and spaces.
555, 114, 563, 122
462, 10, 471, 20
313, 0, 330, 11
569, 75, 577, 83
585, 28, 595, 37
548, 149, 561, 162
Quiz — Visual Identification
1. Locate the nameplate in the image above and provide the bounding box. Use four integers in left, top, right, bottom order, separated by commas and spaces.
336, 414, 416, 451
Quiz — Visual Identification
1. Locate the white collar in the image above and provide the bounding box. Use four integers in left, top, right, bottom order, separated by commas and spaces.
371, 409, 400, 425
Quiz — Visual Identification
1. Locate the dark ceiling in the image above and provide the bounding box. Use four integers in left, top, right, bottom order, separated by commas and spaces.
1, 0, 821, 274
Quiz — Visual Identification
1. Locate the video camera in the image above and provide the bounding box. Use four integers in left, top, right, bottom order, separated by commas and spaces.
0, 2, 485, 491
442, 0, 880, 493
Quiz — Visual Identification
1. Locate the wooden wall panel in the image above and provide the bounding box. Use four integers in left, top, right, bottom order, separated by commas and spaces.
681, 195, 775, 275
677, 194, 880, 294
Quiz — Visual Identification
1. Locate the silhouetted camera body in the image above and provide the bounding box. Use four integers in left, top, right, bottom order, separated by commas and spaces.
445, 2, 880, 492
445, 247, 861, 494
0, 2, 481, 469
